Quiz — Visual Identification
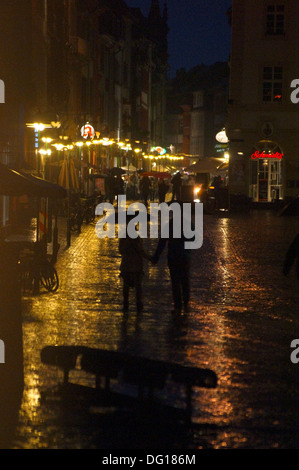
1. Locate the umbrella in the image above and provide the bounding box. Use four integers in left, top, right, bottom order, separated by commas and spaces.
185, 158, 225, 173
121, 164, 137, 172
58, 158, 79, 190
109, 167, 126, 176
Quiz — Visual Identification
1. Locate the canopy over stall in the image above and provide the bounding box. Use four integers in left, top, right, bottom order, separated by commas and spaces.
0, 163, 66, 199
139, 172, 171, 179
185, 158, 225, 174
0, 163, 67, 262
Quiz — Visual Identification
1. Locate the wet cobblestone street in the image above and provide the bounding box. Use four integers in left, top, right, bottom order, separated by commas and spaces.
11, 208, 299, 449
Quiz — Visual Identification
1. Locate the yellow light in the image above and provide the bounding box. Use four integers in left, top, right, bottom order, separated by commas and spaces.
101, 138, 114, 146
52, 143, 64, 151
33, 123, 45, 132
75, 141, 84, 147
86, 141, 92, 147
39, 149, 52, 156
42, 137, 53, 144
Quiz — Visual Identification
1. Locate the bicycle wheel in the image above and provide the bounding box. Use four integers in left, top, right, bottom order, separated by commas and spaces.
40, 264, 59, 292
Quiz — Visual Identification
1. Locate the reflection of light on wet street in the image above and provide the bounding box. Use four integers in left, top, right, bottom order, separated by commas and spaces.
12, 210, 299, 448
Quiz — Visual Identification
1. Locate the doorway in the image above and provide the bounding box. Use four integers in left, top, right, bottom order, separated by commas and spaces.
250, 140, 283, 202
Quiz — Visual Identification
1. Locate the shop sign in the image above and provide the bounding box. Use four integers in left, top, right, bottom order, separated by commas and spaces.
152, 146, 167, 156
216, 129, 229, 143
81, 123, 95, 140
251, 151, 283, 160
215, 143, 229, 153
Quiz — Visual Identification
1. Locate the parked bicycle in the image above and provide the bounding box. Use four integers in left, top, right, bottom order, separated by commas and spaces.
70, 195, 103, 232
19, 241, 59, 294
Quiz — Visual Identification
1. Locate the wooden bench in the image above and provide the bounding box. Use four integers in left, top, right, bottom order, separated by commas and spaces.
41, 346, 217, 424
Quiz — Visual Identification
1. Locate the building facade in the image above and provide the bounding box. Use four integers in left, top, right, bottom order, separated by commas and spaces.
165, 63, 229, 164
227, 0, 299, 203
0, 0, 169, 227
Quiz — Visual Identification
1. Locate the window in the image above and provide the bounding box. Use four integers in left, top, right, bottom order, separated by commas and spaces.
178, 119, 183, 134
262, 66, 283, 102
266, 5, 285, 35
193, 91, 203, 108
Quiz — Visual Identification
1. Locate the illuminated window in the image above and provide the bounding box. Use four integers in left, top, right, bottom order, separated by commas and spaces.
262, 66, 283, 102
266, 5, 285, 35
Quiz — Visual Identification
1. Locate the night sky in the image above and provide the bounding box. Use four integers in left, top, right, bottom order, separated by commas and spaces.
126, 0, 232, 76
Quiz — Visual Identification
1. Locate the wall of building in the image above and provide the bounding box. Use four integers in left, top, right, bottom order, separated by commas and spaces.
227, 0, 299, 202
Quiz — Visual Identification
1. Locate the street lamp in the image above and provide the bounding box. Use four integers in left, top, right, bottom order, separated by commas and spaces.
92, 140, 102, 171
31, 123, 45, 177
75, 141, 84, 194
52, 143, 65, 184
64, 144, 74, 247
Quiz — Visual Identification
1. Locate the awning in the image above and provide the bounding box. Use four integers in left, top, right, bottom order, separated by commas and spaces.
140, 172, 172, 179
185, 158, 225, 174
121, 164, 137, 172
0, 163, 67, 199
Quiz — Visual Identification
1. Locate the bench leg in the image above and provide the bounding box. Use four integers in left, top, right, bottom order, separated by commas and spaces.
63, 369, 69, 385
95, 375, 102, 389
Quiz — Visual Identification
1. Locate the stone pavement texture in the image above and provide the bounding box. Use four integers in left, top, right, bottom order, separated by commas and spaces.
10, 207, 299, 448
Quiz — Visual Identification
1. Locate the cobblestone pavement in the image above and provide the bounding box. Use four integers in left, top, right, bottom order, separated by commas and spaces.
8, 207, 299, 448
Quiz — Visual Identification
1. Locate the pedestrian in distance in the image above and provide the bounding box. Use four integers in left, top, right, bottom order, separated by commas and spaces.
115, 175, 125, 205
106, 174, 115, 204
151, 210, 193, 315
119, 215, 151, 314
211, 175, 222, 210
171, 171, 182, 202
139, 175, 151, 207
158, 178, 169, 203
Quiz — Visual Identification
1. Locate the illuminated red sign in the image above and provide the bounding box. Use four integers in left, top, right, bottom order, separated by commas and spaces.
251, 151, 283, 160
81, 123, 95, 140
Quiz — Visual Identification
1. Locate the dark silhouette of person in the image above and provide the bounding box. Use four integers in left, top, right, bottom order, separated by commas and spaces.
114, 175, 124, 205
106, 174, 115, 204
171, 172, 182, 201
158, 178, 169, 203
119, 224, 151, 314
140, 175, 151, 207
283, 234, 299, 278
212, 175, 222, 209
151, 214, 193, 315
